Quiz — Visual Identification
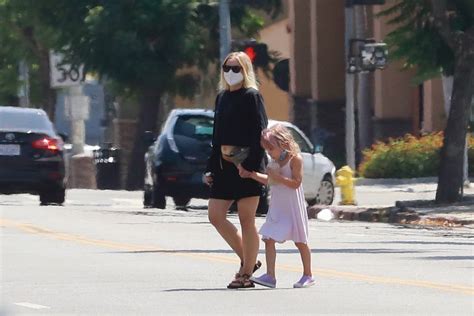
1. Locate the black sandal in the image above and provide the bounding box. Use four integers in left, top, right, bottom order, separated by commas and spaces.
240, 260, 262, 273
227, 274, 255, 289
234, 260, 262, 279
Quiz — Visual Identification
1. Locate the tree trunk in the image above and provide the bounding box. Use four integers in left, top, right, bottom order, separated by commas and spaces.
436, 48, 474, 203
125, 88, 161, 190
38, 49, 56, 120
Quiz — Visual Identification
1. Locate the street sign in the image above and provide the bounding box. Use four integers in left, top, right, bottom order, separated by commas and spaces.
49, 52, 85, 88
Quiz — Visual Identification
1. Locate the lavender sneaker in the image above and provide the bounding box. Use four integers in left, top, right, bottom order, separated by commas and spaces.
293, 275, 316, 288
250, 273, 276, 288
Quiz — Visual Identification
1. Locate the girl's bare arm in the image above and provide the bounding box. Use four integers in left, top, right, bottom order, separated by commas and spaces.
250, 171, 269, 185
270, 155, 303, 189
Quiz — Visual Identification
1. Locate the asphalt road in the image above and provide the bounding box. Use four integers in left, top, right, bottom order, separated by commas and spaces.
1, 189, 473, 315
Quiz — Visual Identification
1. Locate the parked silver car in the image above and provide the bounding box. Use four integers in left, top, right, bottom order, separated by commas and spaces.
268, 119, 335, 205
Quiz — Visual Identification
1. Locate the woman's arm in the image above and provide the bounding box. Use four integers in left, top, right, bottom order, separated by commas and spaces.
240, 91, 268, 171
270, 155, 303, 189
205, 93, 223, 174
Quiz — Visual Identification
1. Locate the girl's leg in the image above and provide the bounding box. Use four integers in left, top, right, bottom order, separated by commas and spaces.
264, 239, 276, 278
237, 196, 260, 275
208, 198, 243, 261
295, 242, 312, 276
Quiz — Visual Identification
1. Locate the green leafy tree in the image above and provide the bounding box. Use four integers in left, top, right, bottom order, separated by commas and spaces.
0, 0, 58, 119
36, 0, 281, 189
379, 0, 474, 203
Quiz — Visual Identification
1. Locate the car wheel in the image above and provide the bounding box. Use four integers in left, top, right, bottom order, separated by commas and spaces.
151, 182, 166, 209
229, 202, 237, 213
256, 187, 269, 215
143, 185, 152, 207
40, 186, 65, 206
315, 175, 334, 205
173, 196, 191, 209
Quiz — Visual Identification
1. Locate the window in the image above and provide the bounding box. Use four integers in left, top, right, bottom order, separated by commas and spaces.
174, 115, 214, 140
0, 111, 55, 135
287, 127, 312, 153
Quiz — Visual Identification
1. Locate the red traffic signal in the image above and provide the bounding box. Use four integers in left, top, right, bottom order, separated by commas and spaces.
244, 46, 257, 63
232, 40, 269, 67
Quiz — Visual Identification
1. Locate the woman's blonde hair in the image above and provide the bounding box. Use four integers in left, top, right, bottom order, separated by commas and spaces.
218, 51, 258, 91
261, 124, 300, 157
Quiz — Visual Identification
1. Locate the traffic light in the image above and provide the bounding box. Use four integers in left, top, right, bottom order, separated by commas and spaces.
232, 40, 269, 67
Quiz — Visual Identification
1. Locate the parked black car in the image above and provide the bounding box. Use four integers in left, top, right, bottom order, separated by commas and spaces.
143, 109, 214, 209
143, 109, 269, 213
0, 106, 66, 205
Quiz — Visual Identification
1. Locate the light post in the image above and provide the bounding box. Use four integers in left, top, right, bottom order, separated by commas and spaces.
344, 1, 356, 170
219, 0, 231, 63
345, 0, 387, 170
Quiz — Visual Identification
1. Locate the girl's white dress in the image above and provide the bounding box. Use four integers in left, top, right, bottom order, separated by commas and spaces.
259, 158, 309, 243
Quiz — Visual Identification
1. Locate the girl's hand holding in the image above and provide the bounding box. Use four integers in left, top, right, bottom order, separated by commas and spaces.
267, 167, 280, 183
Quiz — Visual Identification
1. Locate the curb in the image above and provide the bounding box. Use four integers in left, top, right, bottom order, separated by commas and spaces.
355, 177, 474, 186
308, 205, 474, 228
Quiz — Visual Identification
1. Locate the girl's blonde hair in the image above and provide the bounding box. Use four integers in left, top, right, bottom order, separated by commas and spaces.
218, 51, 258, 91
261, 124, 300, 157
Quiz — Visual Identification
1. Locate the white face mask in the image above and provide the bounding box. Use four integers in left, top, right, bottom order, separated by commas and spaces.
224, 71, 244, 86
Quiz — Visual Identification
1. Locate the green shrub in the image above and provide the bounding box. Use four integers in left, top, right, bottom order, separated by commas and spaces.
358, 132, 474, 178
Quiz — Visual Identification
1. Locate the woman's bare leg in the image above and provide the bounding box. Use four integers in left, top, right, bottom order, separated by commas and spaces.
237, 196, 260, 275
208, 198, 243, 261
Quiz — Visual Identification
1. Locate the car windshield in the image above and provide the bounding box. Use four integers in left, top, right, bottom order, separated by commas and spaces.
0, 110, 55, 135
287, 127, 312, 153
173, 115, 213, 140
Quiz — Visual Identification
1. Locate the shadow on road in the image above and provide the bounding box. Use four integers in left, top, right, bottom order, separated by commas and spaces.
110, 248, 425, 255
162, 287, 286, 292
416, 256, 474, 261
370, 241, 474, 246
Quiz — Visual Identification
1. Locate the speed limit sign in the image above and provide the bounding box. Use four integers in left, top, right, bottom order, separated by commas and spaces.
49, 51, 85, 88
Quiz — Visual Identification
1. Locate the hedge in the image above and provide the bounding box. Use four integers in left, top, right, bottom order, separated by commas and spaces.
358, 132, 474, 178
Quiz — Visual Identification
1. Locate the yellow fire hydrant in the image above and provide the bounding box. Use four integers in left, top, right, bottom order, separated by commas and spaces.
335, 165, 356, 205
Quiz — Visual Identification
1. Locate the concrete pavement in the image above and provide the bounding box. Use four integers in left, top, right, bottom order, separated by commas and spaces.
1, 190, 473, 315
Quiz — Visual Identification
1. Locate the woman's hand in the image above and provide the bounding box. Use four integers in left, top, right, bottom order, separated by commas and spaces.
237, 164, 252, 178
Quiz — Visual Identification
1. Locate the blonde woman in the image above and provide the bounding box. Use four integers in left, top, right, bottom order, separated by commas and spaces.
204, 51, 268, 289
244, 124, 315, 289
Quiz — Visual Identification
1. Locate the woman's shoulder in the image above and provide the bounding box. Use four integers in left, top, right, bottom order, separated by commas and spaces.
216, 89, 227, 98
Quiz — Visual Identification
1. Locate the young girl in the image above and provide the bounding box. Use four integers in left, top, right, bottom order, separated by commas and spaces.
243, 124, 315, 288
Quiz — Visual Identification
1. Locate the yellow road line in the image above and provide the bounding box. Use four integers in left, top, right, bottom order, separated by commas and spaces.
1, 217, 473, 296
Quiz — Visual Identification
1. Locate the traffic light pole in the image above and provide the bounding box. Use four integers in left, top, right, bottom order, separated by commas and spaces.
219, 0, 231, 63
345, 1, 356, 170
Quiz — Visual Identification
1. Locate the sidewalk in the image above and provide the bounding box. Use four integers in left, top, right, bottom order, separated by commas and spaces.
308, 180, 474, 228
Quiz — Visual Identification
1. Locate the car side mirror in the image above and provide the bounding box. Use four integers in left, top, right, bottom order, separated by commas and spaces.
313, 145, 323, 154
144, 131, 156, 147
58, 132, 69, 142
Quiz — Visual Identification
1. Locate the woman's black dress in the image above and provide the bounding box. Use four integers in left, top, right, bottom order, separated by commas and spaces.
206, 87, 268, 200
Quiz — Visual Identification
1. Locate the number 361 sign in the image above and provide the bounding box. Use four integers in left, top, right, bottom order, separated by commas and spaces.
49, 51, 85, 88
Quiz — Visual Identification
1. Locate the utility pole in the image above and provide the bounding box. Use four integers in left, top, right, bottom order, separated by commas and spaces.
219, 0, 232, 63
355, 5, 372, 154
345, 0, 356, 170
